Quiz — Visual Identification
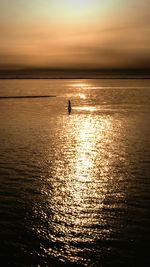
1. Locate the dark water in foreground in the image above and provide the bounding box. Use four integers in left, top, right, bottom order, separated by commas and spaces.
0, 79, 150, 267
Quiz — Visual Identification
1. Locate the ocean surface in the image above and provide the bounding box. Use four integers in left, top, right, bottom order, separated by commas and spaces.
0, 79, 150, 267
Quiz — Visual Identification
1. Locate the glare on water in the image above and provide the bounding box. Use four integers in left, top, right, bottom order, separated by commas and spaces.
0, 79, 150, 266
33, 108, 128, 264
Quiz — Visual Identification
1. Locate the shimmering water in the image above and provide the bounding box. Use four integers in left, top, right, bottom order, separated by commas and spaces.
0, 79, 150, 267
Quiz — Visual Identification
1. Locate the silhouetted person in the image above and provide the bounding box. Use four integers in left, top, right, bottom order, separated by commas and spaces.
68, 100, 71, 114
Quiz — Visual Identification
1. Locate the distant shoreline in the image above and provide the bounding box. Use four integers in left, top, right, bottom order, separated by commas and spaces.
0, 95, 56, 99
0, 77, 150, 79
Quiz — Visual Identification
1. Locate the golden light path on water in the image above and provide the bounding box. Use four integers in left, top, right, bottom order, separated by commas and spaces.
33, 83, 127, 265
1, 79, 150, 267
51, 117, 112, 263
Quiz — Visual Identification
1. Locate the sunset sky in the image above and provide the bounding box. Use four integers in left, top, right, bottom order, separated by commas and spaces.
0, 0, 150, 69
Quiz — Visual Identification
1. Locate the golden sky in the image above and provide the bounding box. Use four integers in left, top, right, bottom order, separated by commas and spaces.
0, 0, 150, 69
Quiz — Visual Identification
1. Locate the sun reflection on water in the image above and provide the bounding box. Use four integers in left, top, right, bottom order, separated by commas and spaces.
34, 111, 126, 265
71, 82, 88, 89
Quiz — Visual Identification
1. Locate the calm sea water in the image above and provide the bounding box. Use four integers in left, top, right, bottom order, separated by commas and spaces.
0, 79, 150, 267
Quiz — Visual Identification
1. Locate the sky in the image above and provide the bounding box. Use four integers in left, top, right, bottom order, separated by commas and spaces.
0, 0, 150, 69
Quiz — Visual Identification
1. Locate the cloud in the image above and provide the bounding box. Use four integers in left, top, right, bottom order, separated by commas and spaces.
0, 0, 150, 69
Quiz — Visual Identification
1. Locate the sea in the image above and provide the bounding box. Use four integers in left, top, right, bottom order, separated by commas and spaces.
0, 79, 150, 267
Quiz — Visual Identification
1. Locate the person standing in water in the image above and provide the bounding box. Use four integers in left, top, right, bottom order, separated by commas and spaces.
68, 100, 71, 114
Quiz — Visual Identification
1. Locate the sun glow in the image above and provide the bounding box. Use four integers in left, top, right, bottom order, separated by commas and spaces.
68, 0, 96, 9
61, 0, 98, 17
